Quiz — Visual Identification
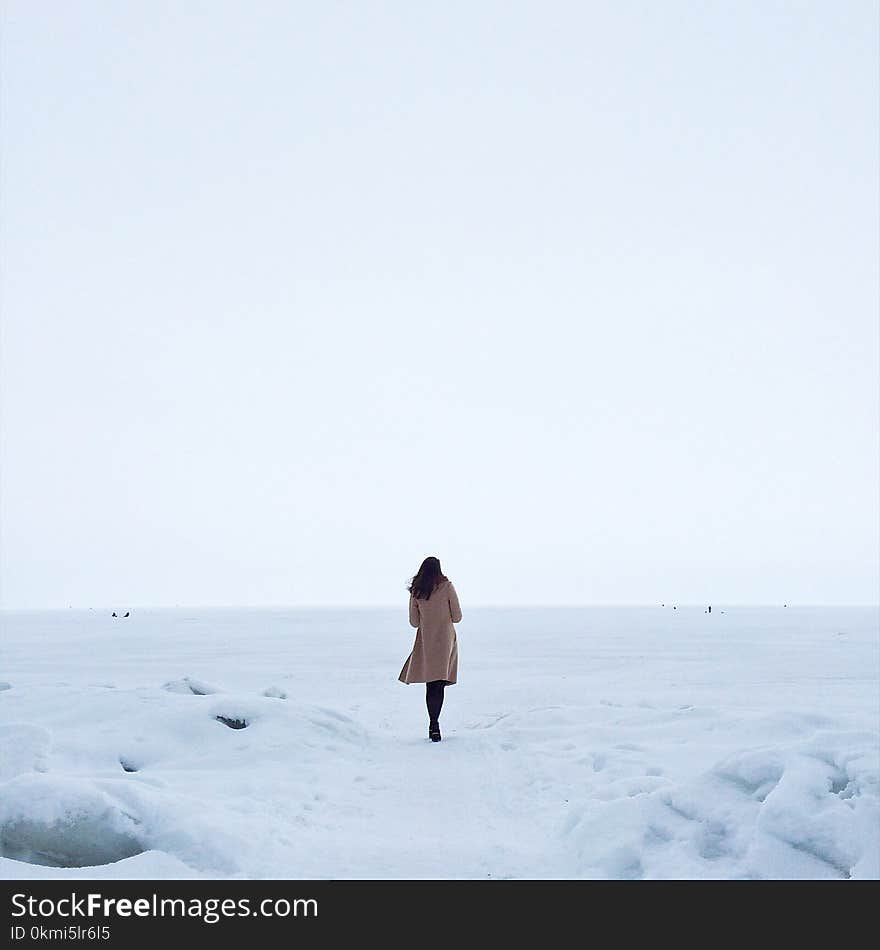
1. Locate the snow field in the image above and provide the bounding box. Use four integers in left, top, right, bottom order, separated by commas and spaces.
0, 606, 877, 879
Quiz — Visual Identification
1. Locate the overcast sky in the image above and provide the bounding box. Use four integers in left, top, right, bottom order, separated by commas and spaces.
1, 1, 877, 609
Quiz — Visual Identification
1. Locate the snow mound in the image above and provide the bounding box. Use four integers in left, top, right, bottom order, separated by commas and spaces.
0, 775, 145, 868
206, 696, 264, 730
0, 686, 373, 875
0, 774, 244, 875
162, 676, 220, 696
562, 733, 879, 879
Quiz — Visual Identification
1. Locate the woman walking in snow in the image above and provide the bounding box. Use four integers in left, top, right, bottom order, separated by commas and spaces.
398, 556, 462, 742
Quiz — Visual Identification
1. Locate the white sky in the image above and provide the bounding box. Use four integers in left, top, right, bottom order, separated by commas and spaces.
1, 1, 877, 608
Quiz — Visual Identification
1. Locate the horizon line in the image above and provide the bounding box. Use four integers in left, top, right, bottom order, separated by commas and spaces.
2, 602, 878, 612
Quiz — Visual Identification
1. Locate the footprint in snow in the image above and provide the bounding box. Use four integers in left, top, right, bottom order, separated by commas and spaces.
0, 723, 52, 780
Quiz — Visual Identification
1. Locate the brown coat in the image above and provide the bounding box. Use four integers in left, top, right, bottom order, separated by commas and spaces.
398, 579, 462, 685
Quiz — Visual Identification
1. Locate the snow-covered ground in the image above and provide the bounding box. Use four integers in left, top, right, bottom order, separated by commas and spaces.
0, 605, 877, 880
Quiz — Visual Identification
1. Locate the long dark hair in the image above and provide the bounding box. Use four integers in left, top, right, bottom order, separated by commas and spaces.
408, 556, 448, 600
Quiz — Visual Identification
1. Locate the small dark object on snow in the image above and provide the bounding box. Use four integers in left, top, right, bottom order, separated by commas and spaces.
123, 611, 130, 618
708, 605, 712, 614
119, 758, 138, 773
216, 715, 249, 730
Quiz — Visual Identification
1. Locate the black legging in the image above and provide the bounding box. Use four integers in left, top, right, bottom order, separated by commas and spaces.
426, 680, 447, 724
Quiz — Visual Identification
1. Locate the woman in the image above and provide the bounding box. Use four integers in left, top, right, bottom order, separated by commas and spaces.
398, 556, 462, 742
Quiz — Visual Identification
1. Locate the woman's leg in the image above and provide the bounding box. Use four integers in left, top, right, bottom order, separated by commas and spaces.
425, 680, 446, 725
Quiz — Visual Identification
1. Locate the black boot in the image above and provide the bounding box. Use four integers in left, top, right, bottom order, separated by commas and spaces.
429, 721, 441, 742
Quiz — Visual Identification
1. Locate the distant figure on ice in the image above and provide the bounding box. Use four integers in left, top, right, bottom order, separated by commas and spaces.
111, 612, 117, 618
708, 605, 712, 614
123, 611, 130, 618
399, 556, 462, 743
